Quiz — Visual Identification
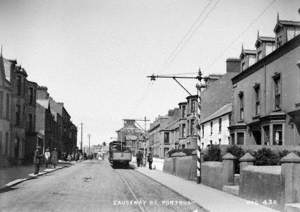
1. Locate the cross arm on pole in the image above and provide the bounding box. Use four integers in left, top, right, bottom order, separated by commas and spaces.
172, 77, 192, 95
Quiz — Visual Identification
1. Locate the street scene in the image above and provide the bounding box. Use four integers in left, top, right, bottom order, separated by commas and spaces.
1, 0, 300, 212
0, 160, 203, 212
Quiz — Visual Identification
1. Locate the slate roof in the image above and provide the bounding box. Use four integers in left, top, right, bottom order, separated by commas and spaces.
274, 20, 300, 32
201, 103, 232, 124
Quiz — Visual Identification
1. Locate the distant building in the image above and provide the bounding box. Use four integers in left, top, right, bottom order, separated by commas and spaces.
178, 96, 198, 149
24, 80, 38, 161
36, 86, 77, 155
116, 119, 144, 156
148, 108, 180, 158
229, 16, 300, 146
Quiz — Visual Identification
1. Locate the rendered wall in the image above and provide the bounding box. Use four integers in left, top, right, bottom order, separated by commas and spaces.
239, 165, 284, 209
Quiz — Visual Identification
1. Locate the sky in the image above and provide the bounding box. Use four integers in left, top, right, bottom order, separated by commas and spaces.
0, 0, 299, 146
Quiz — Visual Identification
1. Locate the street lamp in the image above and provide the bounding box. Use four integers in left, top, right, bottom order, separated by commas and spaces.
147, 69, 209, 184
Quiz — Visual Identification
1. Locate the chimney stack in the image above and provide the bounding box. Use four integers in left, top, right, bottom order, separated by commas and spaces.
226, 58, 241, 73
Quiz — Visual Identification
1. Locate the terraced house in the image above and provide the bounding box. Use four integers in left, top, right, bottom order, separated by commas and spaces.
0, 55, 12, 166
229, 16, 300, 146
0, 54, 38, 165
178, 95, 198, 149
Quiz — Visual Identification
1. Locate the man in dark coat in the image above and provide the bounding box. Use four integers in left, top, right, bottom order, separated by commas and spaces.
147, 149, 153, 170
136, 150, 142, 167
33, 146, 43, 175
51, 148, 58, 168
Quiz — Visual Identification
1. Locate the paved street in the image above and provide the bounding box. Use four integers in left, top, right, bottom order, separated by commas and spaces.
0, 160, 204, 212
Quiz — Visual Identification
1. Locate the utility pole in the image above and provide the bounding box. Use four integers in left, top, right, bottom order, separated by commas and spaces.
134, 117, 150, 163
80, 123, 83, 151
147, 69, 209, 184
88, 134, 91, 155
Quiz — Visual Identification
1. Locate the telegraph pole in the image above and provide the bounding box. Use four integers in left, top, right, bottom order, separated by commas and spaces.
147, 69, 209, 184
88, 134, 91, 155
80, 123, 83, 151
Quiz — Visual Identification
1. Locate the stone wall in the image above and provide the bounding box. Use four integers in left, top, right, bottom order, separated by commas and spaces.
163, 156, 197, 180
239, 165, 284, 209
201, 161, 224, 189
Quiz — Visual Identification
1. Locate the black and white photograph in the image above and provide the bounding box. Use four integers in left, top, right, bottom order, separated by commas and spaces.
0, 0, 300, 211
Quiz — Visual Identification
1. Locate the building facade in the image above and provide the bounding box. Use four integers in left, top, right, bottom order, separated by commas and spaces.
199, 58, 241, 148
0, 56, 12, 166
147, 108, 180, 158
229, 17, 300, 146
24, 80, 37, 161
200, 103, 232, 148
36, 86, 77, 156
178, 96, 198, 149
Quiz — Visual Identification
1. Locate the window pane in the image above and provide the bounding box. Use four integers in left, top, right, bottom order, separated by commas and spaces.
237, 133, 244, 145
273, 124, 283, 145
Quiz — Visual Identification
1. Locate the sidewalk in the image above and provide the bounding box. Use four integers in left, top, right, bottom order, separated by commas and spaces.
0, 161, 73, 189
135, 167, 278, 212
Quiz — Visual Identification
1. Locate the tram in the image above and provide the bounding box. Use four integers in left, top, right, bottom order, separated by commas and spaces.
108, 141, 132, 167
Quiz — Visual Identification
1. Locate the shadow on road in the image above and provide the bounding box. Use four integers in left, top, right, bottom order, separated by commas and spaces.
0, 186, 18, 194
111, 164, 135, 170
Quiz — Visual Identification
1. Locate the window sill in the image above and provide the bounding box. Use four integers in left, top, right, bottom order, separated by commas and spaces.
237, 120, 244, 123
253, 115, 260, 119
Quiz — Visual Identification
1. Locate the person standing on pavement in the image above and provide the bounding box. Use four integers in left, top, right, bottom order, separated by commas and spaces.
140, 150, 144, 167
44, 148, 51, 168
33, 146, 43, 175
51, 148, 58, 168
136, 150, 142, 167
147, 149, 153, 170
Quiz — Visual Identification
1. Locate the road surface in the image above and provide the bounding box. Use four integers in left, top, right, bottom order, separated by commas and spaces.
0, 160, 205, 212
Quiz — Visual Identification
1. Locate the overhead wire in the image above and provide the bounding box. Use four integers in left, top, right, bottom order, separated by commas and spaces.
163, 0, 222, 71
205, 0, 277, 72
162, 0, 213, 70
129, 80, 153, 116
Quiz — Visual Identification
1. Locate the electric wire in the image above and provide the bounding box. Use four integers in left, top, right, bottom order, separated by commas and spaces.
162, 0, 213, 69
205, 0, 277, 72
163, 0, 222, 70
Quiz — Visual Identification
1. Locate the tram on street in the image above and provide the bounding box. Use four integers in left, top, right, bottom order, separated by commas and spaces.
108, 141, 132, 167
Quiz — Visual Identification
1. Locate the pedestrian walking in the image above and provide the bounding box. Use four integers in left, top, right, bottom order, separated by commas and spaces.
147, 149, 153, 170
136, 150, 142, 167
51, 148, 58, 168
44, 148, 51, 168
33, 146, 43, 175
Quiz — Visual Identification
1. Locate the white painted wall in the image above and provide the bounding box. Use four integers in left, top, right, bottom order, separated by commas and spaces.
201, 114, 230, 148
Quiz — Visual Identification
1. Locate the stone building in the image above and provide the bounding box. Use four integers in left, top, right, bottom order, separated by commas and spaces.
229, 17, 300, 146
